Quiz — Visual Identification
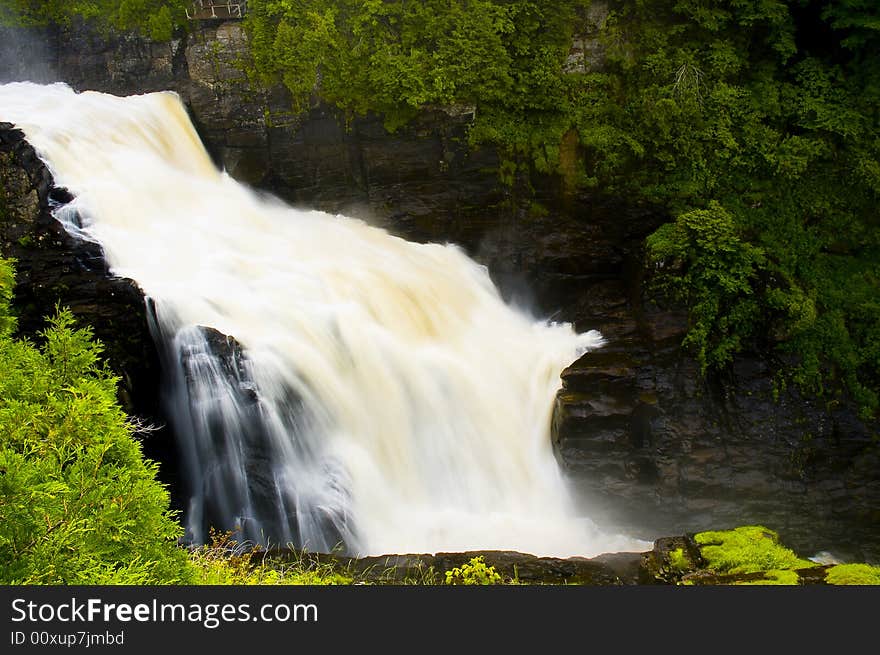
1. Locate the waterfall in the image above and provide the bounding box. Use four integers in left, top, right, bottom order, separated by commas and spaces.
0, 82, 648, 557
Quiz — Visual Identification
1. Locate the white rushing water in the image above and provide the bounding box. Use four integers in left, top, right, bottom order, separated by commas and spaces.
0, 82, 649, 557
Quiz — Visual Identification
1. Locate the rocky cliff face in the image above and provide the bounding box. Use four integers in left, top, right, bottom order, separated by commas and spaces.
1, 19, 877, 561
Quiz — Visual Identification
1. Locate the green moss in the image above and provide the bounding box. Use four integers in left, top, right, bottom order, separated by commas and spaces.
694, 526, 817, 575
668, 547, 690, 571
825, 563, 880, 586
735, 569, 801, 585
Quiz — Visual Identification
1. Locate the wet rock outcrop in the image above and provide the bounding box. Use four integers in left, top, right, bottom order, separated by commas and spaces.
553, 289, 879, 562
167, 325, 320, 546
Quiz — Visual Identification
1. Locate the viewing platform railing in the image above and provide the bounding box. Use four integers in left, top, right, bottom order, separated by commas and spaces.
186, 1, 246, 20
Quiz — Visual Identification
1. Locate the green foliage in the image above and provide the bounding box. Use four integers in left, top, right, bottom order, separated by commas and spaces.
0, 0, 188, 41
820, 0, 880, 50
0, 258, 192, 584
398, 562, 442, 585
244, 0, 588, 131
445, 556, 503, 585
603, 1, 880, 416
694, 526, 817, 574
189, 530, 352, 585
824, 563, 880, 585
647, 201, 766, 371
0, 258, 15, 338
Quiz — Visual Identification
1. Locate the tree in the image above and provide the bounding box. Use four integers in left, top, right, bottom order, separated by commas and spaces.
0, 258, 192, 584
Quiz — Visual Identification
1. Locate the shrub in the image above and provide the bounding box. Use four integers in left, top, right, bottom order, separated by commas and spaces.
0, 258, 192, 584
445, 556, 503, 585
646, 201, 766, 372
0, 0, 187, 41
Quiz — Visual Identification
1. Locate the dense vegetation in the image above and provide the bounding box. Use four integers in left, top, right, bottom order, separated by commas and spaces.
0, 0, 186, 41
615, 1, 880, 418
0, 258, 191, 584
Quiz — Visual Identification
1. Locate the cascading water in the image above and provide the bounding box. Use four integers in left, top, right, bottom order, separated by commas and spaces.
0, 82, 649, 557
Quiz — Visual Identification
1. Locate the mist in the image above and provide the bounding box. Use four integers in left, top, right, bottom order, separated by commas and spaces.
0, 24, 59, 85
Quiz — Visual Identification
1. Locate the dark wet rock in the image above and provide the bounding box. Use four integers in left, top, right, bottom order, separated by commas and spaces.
55, 20, 183, 95
166, 325, 352, 551
556, 329, 880, 563
639, 535, 705, 585
268, 548, 635, 585
429, 550, 624, 585
177, 326, 253, 398
679, 564, 835, 586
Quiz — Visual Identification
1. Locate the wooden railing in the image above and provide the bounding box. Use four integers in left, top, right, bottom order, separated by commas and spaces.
186, 1, 246, 20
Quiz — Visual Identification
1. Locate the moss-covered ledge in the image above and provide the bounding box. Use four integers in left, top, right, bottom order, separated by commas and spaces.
643, 525, 880, 586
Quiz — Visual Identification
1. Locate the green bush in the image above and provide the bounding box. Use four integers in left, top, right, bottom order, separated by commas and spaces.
646, 201, 766, 372
0, 258, 192, 584
445, 556, 503, 585
245, 0, 588, 131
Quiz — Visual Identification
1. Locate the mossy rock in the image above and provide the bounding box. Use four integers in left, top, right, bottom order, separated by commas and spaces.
825, 563, 880, 586
669, 525, 879, 585
640, 535, 705, 584
693, 526, 818, 575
